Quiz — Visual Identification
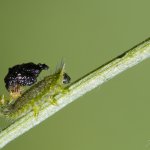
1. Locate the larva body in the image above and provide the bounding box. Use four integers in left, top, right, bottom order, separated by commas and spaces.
0, 65, 71, 119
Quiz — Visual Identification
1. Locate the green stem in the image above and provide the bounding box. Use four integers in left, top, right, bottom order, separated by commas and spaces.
0, 38, 150, 148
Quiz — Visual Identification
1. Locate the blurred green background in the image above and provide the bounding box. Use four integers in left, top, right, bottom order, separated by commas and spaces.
0, 0, 150, 150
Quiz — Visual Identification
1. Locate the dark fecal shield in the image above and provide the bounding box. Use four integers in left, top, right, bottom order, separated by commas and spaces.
4, 62, 49, 93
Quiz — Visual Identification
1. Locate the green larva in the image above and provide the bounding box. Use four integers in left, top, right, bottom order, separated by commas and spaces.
0, 64, 71, 119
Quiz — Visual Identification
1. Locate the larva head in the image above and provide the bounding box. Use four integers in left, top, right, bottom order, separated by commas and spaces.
63, 73, 71, 84
4, 62, 49, 98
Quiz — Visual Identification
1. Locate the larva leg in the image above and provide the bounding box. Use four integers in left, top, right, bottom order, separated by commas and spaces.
32, 105, 40, 117
54, 84, 69, 95
61, 88, 69, 94
46, 86, 70, 106
48, 96, 58, 106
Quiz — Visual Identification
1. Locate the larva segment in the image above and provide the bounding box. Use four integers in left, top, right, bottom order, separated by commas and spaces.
0, 64, 71, 119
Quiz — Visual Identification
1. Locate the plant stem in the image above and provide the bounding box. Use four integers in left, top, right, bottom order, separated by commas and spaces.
0, 38, 150, 148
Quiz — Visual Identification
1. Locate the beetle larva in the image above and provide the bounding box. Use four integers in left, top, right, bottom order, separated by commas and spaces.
0, 64, 71, 119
